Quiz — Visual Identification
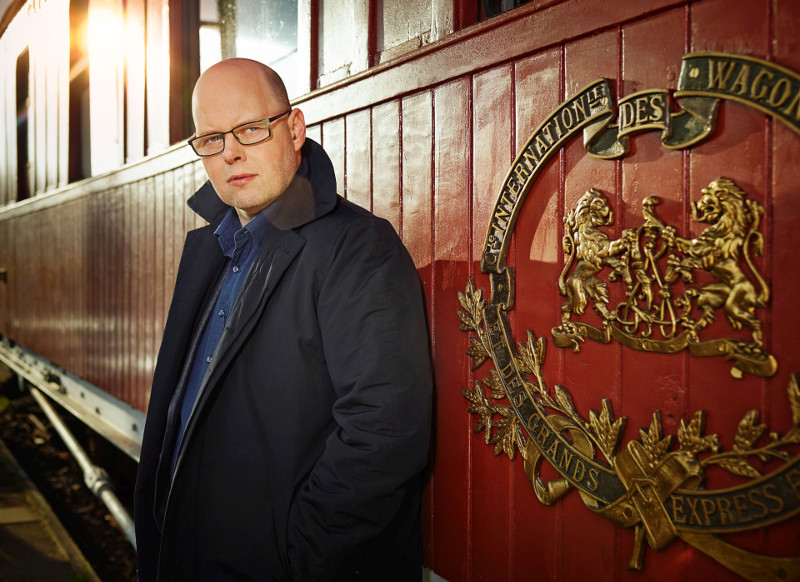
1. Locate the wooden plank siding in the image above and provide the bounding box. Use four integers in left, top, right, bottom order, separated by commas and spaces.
0, 1, 799, 580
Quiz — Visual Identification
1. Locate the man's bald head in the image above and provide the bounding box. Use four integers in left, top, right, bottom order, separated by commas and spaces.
192, 59, 290, 131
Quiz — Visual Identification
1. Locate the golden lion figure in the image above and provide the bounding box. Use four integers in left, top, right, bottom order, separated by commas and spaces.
558, 188, 636, 326
662, 178, 768, 344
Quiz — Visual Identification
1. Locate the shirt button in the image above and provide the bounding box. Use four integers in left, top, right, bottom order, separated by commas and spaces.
232, 266, 240, 273
206, 356, 212, 363
218, 310, 225, 317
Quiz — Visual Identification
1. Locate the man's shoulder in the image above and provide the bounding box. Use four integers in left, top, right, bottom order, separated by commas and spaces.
304, 196, 398, 241
295, 197, 411, 272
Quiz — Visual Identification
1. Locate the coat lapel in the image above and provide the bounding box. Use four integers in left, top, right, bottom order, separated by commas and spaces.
147, 224, 228, 523
148, 226, 226, 437
172, 228, 306, 473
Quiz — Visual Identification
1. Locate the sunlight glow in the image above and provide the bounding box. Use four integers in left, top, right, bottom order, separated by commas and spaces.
88, 4, 124, 59
88, 1, 125, 174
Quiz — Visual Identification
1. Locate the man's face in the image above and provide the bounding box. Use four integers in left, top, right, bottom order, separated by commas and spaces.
193, 66, 304, 224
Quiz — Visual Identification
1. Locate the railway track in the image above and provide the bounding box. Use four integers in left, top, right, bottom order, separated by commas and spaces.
0, 386, 137, 582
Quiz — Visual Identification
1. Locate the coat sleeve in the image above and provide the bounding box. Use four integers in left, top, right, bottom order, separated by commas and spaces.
285, 214, 433, 580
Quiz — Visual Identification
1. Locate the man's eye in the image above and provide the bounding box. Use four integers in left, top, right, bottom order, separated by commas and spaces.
240, 125, 267, 136
199, 135, 222, 147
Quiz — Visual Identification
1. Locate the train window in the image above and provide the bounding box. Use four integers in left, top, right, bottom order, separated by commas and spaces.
125, 0, 147, 162
199, 0, 223, 73
69, 0, 90, 181
480, 0, 534, 19
15, 49, 30, 202
376, 0, 436, 64
317, 1, 369, 87
199, 0, 299, 97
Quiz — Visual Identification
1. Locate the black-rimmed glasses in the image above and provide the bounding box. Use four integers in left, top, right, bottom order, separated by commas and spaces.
188, 110, 292, 157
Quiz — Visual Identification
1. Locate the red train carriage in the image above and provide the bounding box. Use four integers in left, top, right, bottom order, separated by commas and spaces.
1, 1, 798, 580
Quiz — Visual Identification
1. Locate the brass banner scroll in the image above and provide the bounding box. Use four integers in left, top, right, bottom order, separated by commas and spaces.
481, 79, 614, 274
460, 52, 800, 582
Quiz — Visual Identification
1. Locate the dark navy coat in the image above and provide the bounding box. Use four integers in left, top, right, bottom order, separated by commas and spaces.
134, 140, 433, 581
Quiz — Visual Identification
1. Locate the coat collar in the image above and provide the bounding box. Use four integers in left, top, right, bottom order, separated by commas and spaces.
187, 138, 338, 229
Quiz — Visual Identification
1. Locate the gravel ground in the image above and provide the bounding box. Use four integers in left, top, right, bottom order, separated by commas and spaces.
0, 383, 138, 582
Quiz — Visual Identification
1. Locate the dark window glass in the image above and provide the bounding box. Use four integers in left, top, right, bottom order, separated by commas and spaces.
199, 0, 299, 96
15, 50, 30, 201
69, 0, 90, 182
481, 0, 534, 20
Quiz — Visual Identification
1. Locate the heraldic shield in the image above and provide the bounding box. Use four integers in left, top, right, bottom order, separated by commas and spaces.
458, 53, 800, 582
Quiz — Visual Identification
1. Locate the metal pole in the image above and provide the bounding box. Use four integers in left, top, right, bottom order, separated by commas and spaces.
28, 386, 137, 550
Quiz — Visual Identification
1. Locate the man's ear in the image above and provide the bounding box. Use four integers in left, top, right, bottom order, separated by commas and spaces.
288, 108, 306, 151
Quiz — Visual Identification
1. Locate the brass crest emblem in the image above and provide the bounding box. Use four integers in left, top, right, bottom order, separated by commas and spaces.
459, 53, 800, 582
553, 179, 774, 378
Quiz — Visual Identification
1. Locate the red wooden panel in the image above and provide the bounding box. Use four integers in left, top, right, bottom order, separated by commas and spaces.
305, 123, 322, 146
101, 191, 111, 394
508, 46, 564, 582
47, 206, 62, 370
0, 220, 7, 334
322, 118, 345, 198
136, 180, 148, 405
10, 217, 20, 340
399, 89, 434, 569
163, 169, 177, 336
687, 1, 770, 579
617, 9, 690, 581
561, 29, 621, 582
371, 100, 401, 232
401, 91, 433, 271
136, 179, 147, 410
20, 214, 32, 350
133, 180, 143, 410
471, 62, 514, 581
96, 190, 108, 390
345, 109, 372, 210
26, 211, 36, 353
193, 163, 208, 229
768, 0, 800, 561
91, 191, 101, 388
131, 179, 144, 410
428, 76, 473, 582
71, 200, 84, 382
144, 177, 157, 395
95, 192, 105, 393
185, 167, 197, 235
154, 173, 166, 400
688, 0, 769, 483
109, 189, 121, 394
64, 201, 73, 371
124, 183, 135, 406
122, 183, 133, 408
96, 191, 105, 399
101, 187, 115, 404
115, 188, 125, 399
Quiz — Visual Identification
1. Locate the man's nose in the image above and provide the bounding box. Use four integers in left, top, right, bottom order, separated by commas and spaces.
222, 134, 245, 163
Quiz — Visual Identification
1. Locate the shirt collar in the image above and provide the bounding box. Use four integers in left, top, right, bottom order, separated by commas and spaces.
214, 207, 272, 257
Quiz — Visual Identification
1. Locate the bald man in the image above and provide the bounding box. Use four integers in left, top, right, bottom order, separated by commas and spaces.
134, 59, 433, 582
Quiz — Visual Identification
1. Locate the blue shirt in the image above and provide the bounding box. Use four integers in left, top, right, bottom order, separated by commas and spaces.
172, 207, 272, 471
